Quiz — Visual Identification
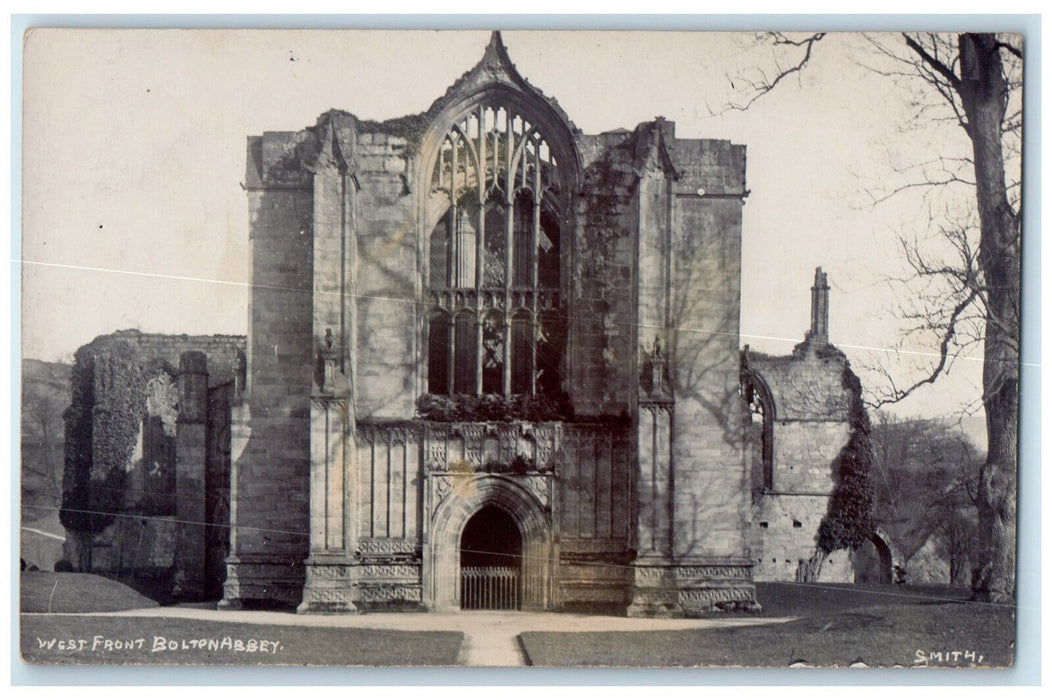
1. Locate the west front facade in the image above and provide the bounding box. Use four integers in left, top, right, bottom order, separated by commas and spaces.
222, 33, 758, 615
58, 33, 875, 616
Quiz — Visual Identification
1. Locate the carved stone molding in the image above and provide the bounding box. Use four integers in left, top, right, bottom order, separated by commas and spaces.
638, 401, 674, 417
679, 586, 755, 603
307, 565, 349, 581
427, 433, 448, 471
411, 420, 629, 476
357, 423, 421, 443
356, 538, 419, 556
676, 565, 752, 581
633, 566, 670, 582
434, 475, 454, 501
418, 421, 574, 473
523, 475, 550, 508
360, 564, 420, 579
303, 588, 351, 604
356, 583, 423, 603
429, 472, 552, 515
311, 396, 349, 412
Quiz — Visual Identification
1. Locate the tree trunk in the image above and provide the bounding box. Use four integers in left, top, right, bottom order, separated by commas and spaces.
958, 33, 1020, 603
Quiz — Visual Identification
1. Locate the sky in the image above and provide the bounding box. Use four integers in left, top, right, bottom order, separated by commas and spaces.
19, 29, 994, 432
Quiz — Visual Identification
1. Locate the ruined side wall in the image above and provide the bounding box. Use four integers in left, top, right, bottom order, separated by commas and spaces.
79, 332, 245, 502
62, 332, 246, 577
753, 348, 851, 494
748, 346, 855, 582
751, 493, 853, 583
83, 330, 245, 387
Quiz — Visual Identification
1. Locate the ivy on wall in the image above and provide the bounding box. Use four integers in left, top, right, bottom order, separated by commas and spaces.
61, 347, 98, 533
816, 366, 876, 555
60, 341, 176, 534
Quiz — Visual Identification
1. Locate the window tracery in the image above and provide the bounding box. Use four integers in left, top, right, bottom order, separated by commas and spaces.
426, 104, 566, 396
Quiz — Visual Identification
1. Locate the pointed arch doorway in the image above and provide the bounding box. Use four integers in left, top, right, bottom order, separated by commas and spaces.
425, 474, 552, 612
460, 505, 522, 610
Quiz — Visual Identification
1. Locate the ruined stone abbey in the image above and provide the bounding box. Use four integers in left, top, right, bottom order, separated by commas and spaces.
61, 33, 885, 615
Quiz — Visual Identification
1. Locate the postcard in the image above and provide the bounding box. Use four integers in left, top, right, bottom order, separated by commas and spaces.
19, 27, 1023, 670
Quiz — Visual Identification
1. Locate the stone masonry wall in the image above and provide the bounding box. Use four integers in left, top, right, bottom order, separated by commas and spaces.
62, 332, 245, 593
568, 131, 639, 417
235, 70, 759, 610
668, 138, 750, 562
82, 516, 178, 574
747, 342, 857, 583
771, 421, 850, 494
83, 330, 244, 389
353, 132, 419, 420
752, 345, 852, 493
750, 492, 852, 582
753, 346, 852, 422
77, 331, 244, 520
557, 426, 634, 608
226, 133, 316, 605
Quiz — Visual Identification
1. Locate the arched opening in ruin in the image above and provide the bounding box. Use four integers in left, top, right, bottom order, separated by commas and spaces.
740, 368, 775, 496
852, 532, 894, 584
459, 505, 523, 610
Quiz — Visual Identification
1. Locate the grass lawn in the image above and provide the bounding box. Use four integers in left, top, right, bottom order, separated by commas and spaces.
520, 600, 1014, 668
21, 572, 160, 613
19, 572, 1014, 668
21, 615, 463, 666
752, 581, 972, 617
20, 573, 463, 666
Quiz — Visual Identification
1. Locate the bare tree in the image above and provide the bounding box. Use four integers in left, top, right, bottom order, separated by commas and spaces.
869, 413, 982, 585
21, 363, 70, 513
732, 32, 1021, 602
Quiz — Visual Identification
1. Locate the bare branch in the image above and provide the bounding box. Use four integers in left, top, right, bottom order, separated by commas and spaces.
870, 285, 981, 409
866, 174, 975, 205
996, 41, 1023, 60
902, 32, 962, 92
723, 32, 826, 112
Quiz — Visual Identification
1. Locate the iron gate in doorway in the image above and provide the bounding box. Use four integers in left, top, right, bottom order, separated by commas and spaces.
460, 566, 520, 610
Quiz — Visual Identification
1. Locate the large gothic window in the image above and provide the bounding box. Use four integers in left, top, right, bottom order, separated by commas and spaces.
426, 105, 566, 396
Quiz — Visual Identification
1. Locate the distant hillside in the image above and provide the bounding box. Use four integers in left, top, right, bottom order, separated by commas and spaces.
21, 358, 72, 527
